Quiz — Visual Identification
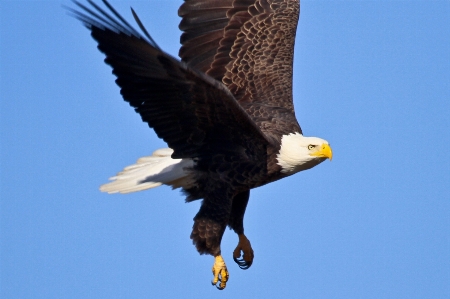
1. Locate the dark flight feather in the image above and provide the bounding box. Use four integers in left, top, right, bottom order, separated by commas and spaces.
179, 0, 302, 142
70, 0, 271, 159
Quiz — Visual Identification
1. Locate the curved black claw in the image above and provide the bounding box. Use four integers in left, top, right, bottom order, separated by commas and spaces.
233, 256, 252, 269
212, 279, 226, 290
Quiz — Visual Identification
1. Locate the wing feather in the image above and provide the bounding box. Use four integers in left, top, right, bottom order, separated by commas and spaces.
70, 0, 271, 158
178, 0, 302, 141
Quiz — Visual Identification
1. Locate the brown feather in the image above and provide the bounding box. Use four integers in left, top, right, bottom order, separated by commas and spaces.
178, 0, 302, 141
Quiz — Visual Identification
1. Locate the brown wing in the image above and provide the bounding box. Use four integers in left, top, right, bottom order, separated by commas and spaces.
70, 1, 271, 159
179, 0, 302, 141
179, 0, 252, 76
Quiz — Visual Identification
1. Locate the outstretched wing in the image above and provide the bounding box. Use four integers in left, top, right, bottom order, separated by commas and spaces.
69, 0, 271, 158
179, 0, 302, 140
178, 0, 249, 77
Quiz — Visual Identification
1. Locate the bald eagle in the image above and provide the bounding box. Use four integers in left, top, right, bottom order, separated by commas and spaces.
69, 0, 332, 289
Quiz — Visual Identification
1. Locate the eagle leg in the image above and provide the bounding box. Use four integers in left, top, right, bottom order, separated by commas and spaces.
228, 190, 254, 269
211, 255, 229, 290
190, 186, 233, 289
233, 233, 254, 270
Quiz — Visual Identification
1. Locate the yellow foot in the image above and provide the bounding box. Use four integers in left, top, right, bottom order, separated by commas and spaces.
233, 234, 254, 270
211, 255, 229, 290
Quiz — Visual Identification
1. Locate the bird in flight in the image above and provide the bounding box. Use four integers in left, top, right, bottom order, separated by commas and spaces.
68, 0, 332, 290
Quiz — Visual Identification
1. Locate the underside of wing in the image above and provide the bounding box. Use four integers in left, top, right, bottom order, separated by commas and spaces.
179, 0, 302, 141
69, 0, 271, 158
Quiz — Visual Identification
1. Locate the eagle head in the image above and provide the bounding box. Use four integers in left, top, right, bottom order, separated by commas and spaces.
277, 132, 332, 174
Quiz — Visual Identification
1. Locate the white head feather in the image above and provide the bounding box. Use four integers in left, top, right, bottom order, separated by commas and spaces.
277, 132, 331, 174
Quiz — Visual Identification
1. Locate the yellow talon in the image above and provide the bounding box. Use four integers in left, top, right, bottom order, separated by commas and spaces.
211, 255, 229, 290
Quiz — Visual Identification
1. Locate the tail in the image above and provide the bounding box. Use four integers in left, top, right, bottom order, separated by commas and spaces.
100, 148, 194, 194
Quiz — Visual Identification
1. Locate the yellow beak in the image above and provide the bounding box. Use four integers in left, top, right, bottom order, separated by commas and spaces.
311, 143, 333, 161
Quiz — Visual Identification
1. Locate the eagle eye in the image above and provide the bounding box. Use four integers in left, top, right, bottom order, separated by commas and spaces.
308, 145, 316, 150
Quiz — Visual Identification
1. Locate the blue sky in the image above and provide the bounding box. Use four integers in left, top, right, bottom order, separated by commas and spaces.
1, 0, 449, 298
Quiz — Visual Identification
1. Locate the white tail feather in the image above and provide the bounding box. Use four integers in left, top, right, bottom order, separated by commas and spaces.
100, 148, 194, 194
